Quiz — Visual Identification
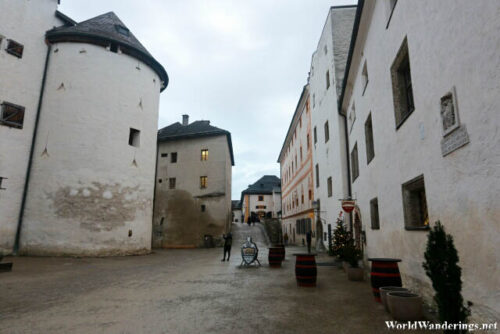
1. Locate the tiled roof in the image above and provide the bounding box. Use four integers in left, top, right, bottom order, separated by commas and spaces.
242, 175, 281, 195
46, 12, 168, 90
232, 200, 242, 210
157, 121, 235, 166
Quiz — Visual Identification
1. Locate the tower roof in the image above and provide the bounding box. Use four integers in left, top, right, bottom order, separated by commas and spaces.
242, 175, 281, 195
46, 12, 168, 90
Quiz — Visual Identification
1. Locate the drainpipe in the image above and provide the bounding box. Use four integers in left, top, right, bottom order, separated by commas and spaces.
151, 139, 159, 249
340, 112, 353, 232
13, 43, 52, 254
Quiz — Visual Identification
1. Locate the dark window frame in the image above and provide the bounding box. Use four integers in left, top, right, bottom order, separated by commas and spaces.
0, 102, 25, 129
313, 126, 317, 144
169, 178, 176, 189
365, 113, 375, 164
391, 38, 415, 130
326, 70, 330, 89
315, 164, 320, 188
324, 120, 329, 143
327, 177, 332, 197
370, 197, 380, 230
402, 174, 429, 230
171, 152, 178, 163
351, 143, 359, 182
128, 128, 140, 147
6, 39, 24, 58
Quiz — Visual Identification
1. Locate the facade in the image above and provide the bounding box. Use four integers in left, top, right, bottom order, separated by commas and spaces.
278, 85, 316, 246
231, 200, 242, 223
0, 1, 168, 256
153, 115, 234, 248
308, 6, 357, 247
241, 175, 281, 223
339, 0, 500, 322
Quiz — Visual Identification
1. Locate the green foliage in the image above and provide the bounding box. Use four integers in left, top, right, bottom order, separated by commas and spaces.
422, 221, 470, 330
342, 235, 361, 267
332, 218, 349, 260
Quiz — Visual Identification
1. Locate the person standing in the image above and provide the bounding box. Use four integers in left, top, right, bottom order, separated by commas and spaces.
306, 231, 312, 254
221, 232, 233, 262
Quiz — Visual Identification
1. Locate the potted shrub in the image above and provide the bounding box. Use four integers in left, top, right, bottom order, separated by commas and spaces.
343, 235, 363, 281
332, 217, 349, 269
380, 286, 409, 312
422, 221, 471, 327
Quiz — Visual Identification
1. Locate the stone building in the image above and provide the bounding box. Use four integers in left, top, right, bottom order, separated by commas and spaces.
231, 200, 242, 223
308, 5, 357, 247
241, 175, 281, 223
153, 115, 234, 248
0, 0, 168, 256
278, 85, 317, 246
338, 0, 500, 322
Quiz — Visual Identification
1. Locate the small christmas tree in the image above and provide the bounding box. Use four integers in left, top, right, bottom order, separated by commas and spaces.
423, 221, 470, 329
332, 214, 349, 260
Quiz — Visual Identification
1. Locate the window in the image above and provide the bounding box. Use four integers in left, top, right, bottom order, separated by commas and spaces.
365, 113, 375, 164
171, 152, 177, 163
307, 134, 310, 150
110, 43, 119, 53
161, 153, 168, 158
402, 175, 429, 230
362, 61, 369, 95
300, 147, 303, 161
313, 127, 317, 144
0, 102, 25, 129
0, 176, 6, 190
326, 70, 330, 89
169, 178, 176, 189
308, 189, 312, 200
315, 164, 319, 188
301, 194, 304, 204
351, 143, 359, 181
391, 38, 415, 128
348, 102, 356, 133
115, 25, 130, 36
200, 176, 207, 189
299, 116, 302, 128
370, 198, 380, 229
327, 177, 332, 197
6, 40, 24, 58
313, 94, 315, 108
201, 149, 208, 161
258, 195, 264, 201
324, 120, 329, 143
201, 204, 206, 212
158, 179, 162, 183
128, 128, 140, 147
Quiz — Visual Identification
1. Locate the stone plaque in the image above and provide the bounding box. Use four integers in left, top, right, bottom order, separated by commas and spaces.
441, 125, 469, 157
440, 87, 460, 136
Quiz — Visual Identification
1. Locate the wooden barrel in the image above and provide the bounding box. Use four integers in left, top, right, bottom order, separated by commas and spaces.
368, 258, 402, 302
274, 244, 285, 261
268, 247, 283, 267
294, 253, 317, 287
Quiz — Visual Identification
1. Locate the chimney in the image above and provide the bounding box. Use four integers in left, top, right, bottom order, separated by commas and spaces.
182, 114, 189, 126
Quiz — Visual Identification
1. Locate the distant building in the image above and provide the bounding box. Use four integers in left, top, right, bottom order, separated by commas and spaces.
153, 115, 234, 248
0, 1, 168, 256
308, 5, 357, 248
339, 0, 500, 322
231, 200, 242, 223
277, 85, 316, 246
241, 175, 281, 223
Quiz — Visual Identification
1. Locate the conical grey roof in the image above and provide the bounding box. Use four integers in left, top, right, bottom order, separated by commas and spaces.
46, 12, 168, 89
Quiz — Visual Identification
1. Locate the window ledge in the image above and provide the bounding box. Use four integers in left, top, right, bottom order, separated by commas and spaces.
395, 108, 415, 130
362, 81, 369, 96
404, 226, 430, 231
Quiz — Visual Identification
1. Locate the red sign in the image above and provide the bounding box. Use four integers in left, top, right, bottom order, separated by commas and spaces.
341, 200, 356, 213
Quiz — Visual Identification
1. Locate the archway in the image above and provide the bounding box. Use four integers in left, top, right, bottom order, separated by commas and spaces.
315, 219, 326, 252
353, 206, 364, 252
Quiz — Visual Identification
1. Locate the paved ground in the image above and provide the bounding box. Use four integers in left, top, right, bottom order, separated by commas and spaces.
0, 223, 424, 334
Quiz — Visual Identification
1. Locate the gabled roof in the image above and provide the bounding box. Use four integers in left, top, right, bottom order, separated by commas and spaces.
232, 200, 242, 210
158, 121, 235, 166
46, 12, 168, 90
242, 175, 281, 195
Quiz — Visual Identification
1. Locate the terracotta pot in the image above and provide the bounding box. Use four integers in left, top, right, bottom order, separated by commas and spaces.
380, 287, 409, 312
347, 266, 364, 281
387, 292, 423, 321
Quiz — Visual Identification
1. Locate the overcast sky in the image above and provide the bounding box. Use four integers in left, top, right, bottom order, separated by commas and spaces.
59, 0, 356, 199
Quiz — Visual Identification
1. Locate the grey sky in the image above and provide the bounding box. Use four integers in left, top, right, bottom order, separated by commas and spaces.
59, 0, 356, 199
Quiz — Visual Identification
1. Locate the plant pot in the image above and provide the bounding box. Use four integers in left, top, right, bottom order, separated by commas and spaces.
387, 292, 423, 321
380, 287, 409, 312
346, 266, 364, 281
342, 261, 349, 272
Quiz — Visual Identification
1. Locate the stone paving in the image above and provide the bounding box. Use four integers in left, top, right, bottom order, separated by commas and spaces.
0, 223, 427, 333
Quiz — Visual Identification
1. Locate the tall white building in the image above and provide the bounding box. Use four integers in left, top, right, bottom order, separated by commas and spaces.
339, 0, 500, 322
0, 0, 168, 256
309, 5, 356, 247
153, 115, 234, 248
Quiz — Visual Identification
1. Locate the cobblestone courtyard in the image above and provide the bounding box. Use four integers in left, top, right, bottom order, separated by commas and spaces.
0, 223, 425, 334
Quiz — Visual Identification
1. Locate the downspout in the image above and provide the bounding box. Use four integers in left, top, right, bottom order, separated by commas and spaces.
151, 137, 159, 249
13, 43, 52, 254
340, 112, 353, 232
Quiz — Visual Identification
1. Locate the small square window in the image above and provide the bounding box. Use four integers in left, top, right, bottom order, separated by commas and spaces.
370, 197, 380, 229
402, 175, 429, 230
1, 102, 25, 129
171, 152, 177, 163
313, 127, 317, 144
351, 143, 359, 181
324, 120, 329, 143
201, 205, 206, 212
128, 128, 140, 147
161, 153, 168, 158
169, 178, 176, 189
258, 195, 264, 201
0, 176, 6, 190
115, 25, 130, 36
315, 164, 320, 188
6, 40, 24, 58
327, 177, 332, 197
326, 70, 330, 89
201, 149, 208, 161
158, 179, 162, 183
200, 176, 207, 189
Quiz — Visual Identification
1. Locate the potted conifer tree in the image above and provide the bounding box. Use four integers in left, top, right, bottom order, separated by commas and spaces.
343, 235, 363, 281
